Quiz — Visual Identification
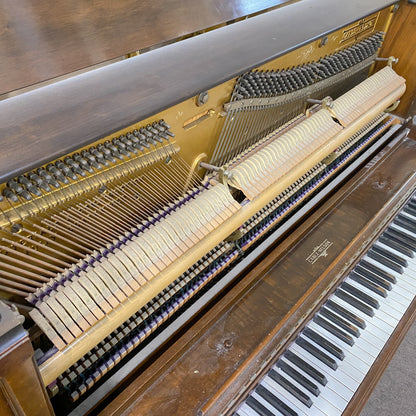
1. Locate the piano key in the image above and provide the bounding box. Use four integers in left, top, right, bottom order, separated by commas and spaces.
279, 356, 355, 403
270, 366, 350, 414
295, 337, 338, 370
334, 289, 375, 316
260, 377, 335, 416
254, 385, 298, 416
367, 249, 404, 274
378, 234, 414, 258
313, 314, 355, 345
290, 344, 359, 392
308, 321, 378, 364
296, 336, 367, 384
339, 282, 380, 309
344, 278, 405, 318
372, 244, 407, 267
353, 273, 409, 308
394, 214, 416, 234
363, 256, 416, 291
268, 369, 313, 407
319, 307, 360, 337
391, 219, 416, 240
238, 402, 263, 416
359, 259, 397, 283
276, 360, 320, 396
386, 225, 416, 251
302, 328, 345, 360
349, 270, 387, 297
328, 298, 393, 341
251, 390, 307, 416
283, 350, 327, 386
354, 265, 392, 290
319, 305, 386, 350
325, 299, 366, 329
336, 284, 398, 328
376, 240, 416, 269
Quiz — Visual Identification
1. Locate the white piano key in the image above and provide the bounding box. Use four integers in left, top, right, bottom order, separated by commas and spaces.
375, 241, 416, 271
363, 256, 416, 291
308, 320, 380, 361
272, 366, 349, 414
237, 402, 261, 416
336, 286, 399, 328
289, 344, 360, 391
278, 357, 355, 402
318, 309, 385, 351
389, 223, 416, 242
344, 277, 407, 317
305, 323, 373, 375
326, 297, 393, 342
258, 378, 326, 416
251, 389, 307, 416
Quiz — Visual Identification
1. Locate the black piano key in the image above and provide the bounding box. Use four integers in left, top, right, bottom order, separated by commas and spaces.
359, 259, 397, 284
255, 385, 298, 416
354, 265, 392, 290
313, 314, 355, 345
303, 327, 345, 359
319, 306, 360, 337
386, 226, 416, 251
372, 244, 408, 267
403, 205, 416, 219
367, 250, 404, 274
395, 214, 416, 234
335, 289, 375, 316
295, 337, 338, 370
379, 235, 414, 258
246, 395, 276, 416
284, 351, 327, 386
350, 270, 388, 298
325, 299, 366, 329
408, 199, 416, 210
340, 282, 379, 309
268, 369, 313, 408
276, 360, 320, 396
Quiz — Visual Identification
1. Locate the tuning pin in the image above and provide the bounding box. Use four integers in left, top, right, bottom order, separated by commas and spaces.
73, 153, 94, 173
97, 144, 116, 163
27, 169, 53, 192
30, 171, 53, 191
47, 164, 69, 184
17, 175, 42, 196
89, 147, 109, 167
2, 188, 18, 203
55, 161, 78, 181
81, 150, 102, 169
104, 141, 125, 160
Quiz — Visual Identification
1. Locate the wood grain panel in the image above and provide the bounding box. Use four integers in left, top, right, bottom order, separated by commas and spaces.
378, 0, 416, 117
0, 0, 289, 95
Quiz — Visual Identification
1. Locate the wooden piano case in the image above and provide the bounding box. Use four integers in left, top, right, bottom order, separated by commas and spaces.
0, 1, 415, 415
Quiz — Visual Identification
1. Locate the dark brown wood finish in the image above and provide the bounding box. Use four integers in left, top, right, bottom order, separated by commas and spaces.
0, 0, 290, 96
98, 136, 416, 416
0, 0, 396, 184
377, 0, 416, 118
0, 302, 53, 416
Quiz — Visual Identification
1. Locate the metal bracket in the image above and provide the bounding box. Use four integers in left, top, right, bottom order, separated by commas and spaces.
199, 162, 231, 186
375, 56, 399, 67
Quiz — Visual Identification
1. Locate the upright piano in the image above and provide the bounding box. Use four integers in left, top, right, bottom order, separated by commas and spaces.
0, 1, 415, 415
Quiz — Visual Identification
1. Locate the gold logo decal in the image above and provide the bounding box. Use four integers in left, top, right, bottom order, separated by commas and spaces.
306, 239, 333, 264
341, 15, 378, 43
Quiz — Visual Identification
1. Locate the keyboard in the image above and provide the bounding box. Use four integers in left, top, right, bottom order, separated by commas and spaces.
235, 194, 416, 416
